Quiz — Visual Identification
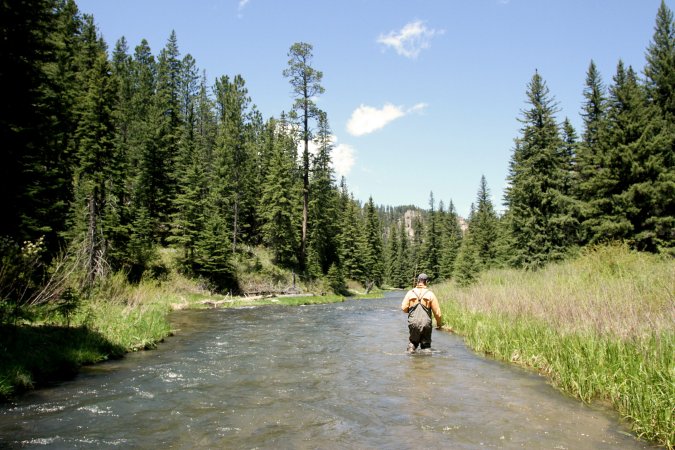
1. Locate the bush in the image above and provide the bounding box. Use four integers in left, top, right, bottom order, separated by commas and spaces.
327, 263, 348, 295
0, 236, 46, 323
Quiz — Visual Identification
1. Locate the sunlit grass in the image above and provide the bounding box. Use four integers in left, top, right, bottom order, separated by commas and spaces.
436, 245, 674, 447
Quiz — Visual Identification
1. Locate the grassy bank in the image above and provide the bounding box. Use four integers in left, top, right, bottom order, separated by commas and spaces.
0, 251, 379, 399
436, 245, 674, 448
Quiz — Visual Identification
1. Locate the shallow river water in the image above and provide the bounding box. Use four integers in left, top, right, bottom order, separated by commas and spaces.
0, 292, 646, 449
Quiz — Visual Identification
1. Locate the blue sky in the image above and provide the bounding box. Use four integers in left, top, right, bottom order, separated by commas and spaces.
77, 0, 670, 218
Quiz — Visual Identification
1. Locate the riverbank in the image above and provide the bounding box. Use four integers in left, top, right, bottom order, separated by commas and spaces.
0, 266, 380, 400
436, 245, 674, 448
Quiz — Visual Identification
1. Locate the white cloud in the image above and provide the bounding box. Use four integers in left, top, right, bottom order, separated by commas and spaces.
408, 102, 429, 114
347, 103, 404, 136
237, 0, 250, 18
296, 134, 356, 177
332, 144, 356, 177
346, 102, 428, 136
377, 20, 444, 59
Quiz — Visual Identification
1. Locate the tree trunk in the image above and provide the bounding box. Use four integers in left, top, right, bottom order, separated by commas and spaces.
301, 99, 309, 270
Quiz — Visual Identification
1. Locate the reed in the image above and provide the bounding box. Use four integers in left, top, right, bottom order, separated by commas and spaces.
0, 272, 183, 398
76, 300, 172, 351
436, 245, 674, 448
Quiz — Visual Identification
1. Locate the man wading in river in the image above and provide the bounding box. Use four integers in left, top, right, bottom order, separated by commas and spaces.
401, 273, 443, 353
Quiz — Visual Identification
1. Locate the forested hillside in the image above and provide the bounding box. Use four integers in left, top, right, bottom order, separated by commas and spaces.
1, 0, 673, 320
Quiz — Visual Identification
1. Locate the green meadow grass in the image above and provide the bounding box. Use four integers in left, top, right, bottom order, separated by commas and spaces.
436, 245, 674, 448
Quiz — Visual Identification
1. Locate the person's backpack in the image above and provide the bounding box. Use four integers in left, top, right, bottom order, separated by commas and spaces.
408, 289, 432, 332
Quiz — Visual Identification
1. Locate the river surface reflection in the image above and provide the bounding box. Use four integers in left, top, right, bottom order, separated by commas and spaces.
0, 292, 645, 449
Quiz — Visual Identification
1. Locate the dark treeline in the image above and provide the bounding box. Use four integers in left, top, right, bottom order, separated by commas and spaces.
1, 0, 673, 319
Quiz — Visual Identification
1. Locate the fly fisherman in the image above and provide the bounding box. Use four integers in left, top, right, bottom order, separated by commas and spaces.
401, 273, 443, 353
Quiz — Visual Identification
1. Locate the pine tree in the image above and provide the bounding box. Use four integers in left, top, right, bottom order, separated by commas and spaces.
107, 36, 135, 271
172, 53, 200, 216
363, 197, 384, 287
193, 198, 236, 292
169, 131, 208, 270
68, 17, 118, 286
439, 200, 463, 279
453, 231, 480, 287
504, 71, 577, 268
180, 71, 238, 289
643, 1, 675, 251
37, 0, 81, 253
308, 112, 339, 276
577, 60, 609, 243
410, 212, 425, 275
420, 192, 441, 280
283, 42, 325, 269
470, 176, 500, 270
170, 72, 218, 269
0, 0, 79, 252
560, 118, 578, 198
453, 206, 480, 286
148, 31, 182, 243
244, 107, 265, 246
583, 61, 673, 251
645, 1, 675, 118
338, 194, 366, 282
214, 74, 255, 253
384, 222, 401, 286
581, 61, 607, 151
123, 39, 157, 276
259, 117, 299, 267
396, 217, 413, 287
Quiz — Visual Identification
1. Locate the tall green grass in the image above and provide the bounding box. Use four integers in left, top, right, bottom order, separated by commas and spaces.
436, 245, 674, 448
0, 272, 181, 398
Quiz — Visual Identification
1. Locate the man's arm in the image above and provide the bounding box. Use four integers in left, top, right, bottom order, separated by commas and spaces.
401, 291, 412, 313
430, 294, 443, 328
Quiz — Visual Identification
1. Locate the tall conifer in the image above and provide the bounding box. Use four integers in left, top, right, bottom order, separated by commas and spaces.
384, 223, 401, 287
643, 1, 675, 251
363, 197, 384, 287
453, 206, 480, 286
308, 112, 339, 276
420, 192, 441, 280
439, 200, 463, 279
396, 218, 413, 287
149, 31, 182, 243
214, 74, 254, 253
505, 71, 577, 268
584, 61, 673, 251
259, 118, 299, 267
470, 176, 499, 269
0, 0, 79, 252
283, 42, 325, 269
68, 17, 118, 285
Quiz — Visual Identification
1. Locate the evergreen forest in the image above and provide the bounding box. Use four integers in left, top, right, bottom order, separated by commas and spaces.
1, 0, 673, 322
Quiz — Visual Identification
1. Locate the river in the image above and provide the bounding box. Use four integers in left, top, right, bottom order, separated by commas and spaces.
0, 292, 645, 449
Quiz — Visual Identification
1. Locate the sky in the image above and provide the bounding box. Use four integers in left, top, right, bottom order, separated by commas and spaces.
77, 0, 671, 218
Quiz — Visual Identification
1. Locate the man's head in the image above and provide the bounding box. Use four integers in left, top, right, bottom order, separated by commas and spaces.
417, 273, 429, 285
